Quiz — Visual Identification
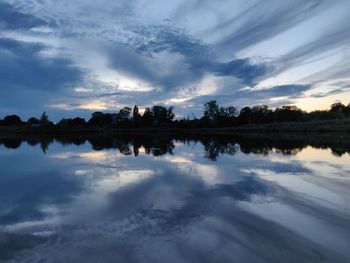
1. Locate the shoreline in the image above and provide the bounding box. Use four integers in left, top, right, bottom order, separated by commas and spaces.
0, 118, 350, 135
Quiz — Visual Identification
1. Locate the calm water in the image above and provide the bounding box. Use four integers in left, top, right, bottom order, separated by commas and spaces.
0, 135, 349, 263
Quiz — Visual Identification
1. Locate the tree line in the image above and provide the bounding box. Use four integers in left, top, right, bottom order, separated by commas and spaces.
0, 101, 350, 129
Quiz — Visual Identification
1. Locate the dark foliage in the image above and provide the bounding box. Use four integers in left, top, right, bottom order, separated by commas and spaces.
0, 115, 22, 126
57, 117, 86, 128
0, 101, 349, 129
27, 117, 40, 126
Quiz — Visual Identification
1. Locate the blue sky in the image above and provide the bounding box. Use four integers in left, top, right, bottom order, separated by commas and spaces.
1, 0, 350, 120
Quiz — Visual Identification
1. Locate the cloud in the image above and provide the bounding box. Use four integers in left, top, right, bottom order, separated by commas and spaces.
0, 38, 82, 91
274, 24, 350, 75
0, 154, 83, 226
108, 26, 269, 90
246, 84, 312, 99
300, 51, 350, 86
0, 37, 83, 117
0, 2, 45, 30
0, 0, 350, 116
2, 141, 349, 261
160, 82, 314, 117
210, 59, 270, 86
310, 86, 350, 98
213, 0, 330, 52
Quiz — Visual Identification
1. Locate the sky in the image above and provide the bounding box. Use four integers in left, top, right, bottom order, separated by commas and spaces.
1, 0, 350, 120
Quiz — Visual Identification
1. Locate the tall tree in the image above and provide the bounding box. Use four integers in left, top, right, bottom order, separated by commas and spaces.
118, 107, 132, 122
152, 105, 170, 126
330, 102, 346, 113
141, 107, 153, 126
345, 103, 350, 117
166, 106, 175, 122
133, 105, 141, 120
203, 100, 220, 121
40, 112, 52, 127
239, 107, 253, 124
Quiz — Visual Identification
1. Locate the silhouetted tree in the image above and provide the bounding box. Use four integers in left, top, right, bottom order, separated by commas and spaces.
329, 102, 346, 119
330, 102, 346, 113
239, 107, 253, 124
203, 100, 220, 122
0, 115, 22, 126
71, 117, 86, 126
92, 112, 104, 117
307, 110, 342, 121
117, 107, 132, 122
40, 112, 53, 127
251, 105, 273, 123
88, 112, 113, 127
220, 106, 237, 118
27, 117, 40, 126
40, 112, 49, 123
345, 103, 350, 117
217, 106, 237, 126
151, 105, 171, 126
56, 119, 69, 127
1, 100, 350, 131
132, 105, 141, 127
57, 117, 86, 127
140, 107, 153, 127
274, 106, 304, 122
167, 106, 175, 122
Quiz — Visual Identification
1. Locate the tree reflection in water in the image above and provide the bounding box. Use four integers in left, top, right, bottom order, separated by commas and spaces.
0, 133, 349, 158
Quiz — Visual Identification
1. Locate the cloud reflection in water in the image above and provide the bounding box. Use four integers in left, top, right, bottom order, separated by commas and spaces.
0, 135, 349, 262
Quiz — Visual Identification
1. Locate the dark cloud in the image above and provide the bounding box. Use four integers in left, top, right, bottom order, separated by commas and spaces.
0, 38, 83, 117
0, 2, 45, 30
110, 27, 269, 89
210, 59, 270, 86
135, 27, 209, 60
0, 38, 82, 91
310, 87, 350, 98
108, 43, 162, 85
153, 27, 270, 86
249, 84, 311, 98
216, 84, 311, 101
133, 27, 211, 87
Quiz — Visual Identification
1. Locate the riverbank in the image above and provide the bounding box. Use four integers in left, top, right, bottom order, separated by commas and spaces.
0, 118, 350, 135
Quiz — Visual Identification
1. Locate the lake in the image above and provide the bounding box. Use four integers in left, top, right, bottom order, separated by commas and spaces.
0, 134, 349, 262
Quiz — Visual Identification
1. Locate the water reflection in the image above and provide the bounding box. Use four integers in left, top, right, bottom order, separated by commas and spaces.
1, 133, 350, 158
0, 134, 349, 262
